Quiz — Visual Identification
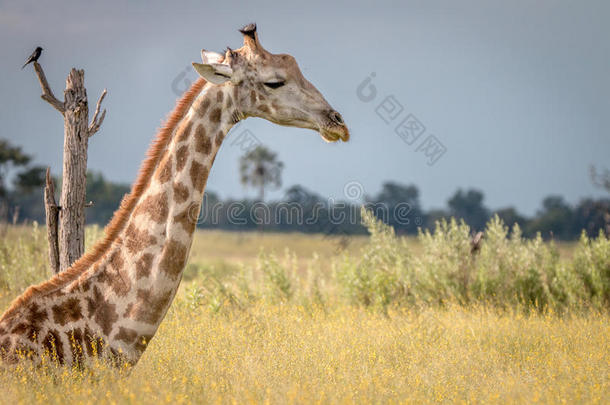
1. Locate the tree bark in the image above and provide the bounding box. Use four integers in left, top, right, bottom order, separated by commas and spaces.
44, 168, 60, 274
31, 61, 107, 273
58, 69, 89, 271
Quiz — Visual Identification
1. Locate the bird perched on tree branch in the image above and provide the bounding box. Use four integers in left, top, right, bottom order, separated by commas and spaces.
21, 46, 43, 69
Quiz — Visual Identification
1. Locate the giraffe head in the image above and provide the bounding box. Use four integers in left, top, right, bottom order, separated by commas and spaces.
192, 24, 349, 143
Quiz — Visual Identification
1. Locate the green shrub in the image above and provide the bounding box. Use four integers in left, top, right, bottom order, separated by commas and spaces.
0, 219, 607, 315
336, 208, 411, 309
416, 217, 473, 305
473, 217, 556, 311
337, 210, 606, 312
572, 230, 610, 309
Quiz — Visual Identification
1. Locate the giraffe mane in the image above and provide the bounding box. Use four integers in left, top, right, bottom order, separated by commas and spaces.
0, 78, 207, 320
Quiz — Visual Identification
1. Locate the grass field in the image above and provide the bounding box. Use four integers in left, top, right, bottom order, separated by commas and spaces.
0, 215, 608, 404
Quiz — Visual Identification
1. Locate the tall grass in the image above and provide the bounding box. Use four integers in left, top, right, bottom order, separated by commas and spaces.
1, 304, 608, 404
0, 223, 50, 295
0, 217, 608, 403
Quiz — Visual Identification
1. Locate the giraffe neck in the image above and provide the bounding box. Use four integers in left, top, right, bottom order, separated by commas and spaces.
91, 82, 238, 361
0, 81, 241, 366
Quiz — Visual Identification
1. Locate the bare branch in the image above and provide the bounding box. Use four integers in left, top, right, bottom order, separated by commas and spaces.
88, 89, 107, 136
32, 62, 65, 114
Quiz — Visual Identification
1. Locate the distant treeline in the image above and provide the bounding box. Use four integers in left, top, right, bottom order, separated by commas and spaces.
7, 172, 610, 240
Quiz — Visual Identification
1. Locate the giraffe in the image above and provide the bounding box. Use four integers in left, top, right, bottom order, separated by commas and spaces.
0, 24, 348, 366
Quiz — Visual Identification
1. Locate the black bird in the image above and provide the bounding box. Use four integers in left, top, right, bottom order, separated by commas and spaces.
21, 46, 43, 69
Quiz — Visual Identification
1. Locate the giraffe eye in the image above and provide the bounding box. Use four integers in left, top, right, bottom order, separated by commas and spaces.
264, 81, 285, 89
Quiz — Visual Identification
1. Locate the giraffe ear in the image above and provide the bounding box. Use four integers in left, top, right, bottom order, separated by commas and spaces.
201, 49, 223, 64
192, 62, 233, 84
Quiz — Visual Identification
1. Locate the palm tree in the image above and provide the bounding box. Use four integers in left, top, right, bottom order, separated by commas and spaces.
239, 146, 284, 202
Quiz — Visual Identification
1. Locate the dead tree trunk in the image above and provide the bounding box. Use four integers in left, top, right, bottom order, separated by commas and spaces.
44, 168, 59, 273
31, 61, 106, 273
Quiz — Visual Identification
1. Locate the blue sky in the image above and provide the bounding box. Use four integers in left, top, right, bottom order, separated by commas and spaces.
1, 0, 608, 215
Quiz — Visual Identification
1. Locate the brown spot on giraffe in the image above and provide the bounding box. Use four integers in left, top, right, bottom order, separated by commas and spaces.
155, 154, 173, 184
209, 108, 222, 123
216, 90, 224, 103
195, 127, 212, 155
134, 191, 169, 223
215, 131, 224, 147
67, 328, 84, 365
110, 248, 124, 268
84, 326, 106, 358
250, 90, 256, 104
195, 97, 210, 117
258, 104, 270, 114
51, 297, 83, 326
42, 329, 64, 363
189, 161, 209, 193
11, 323, 29, 335
173, 181, 190, 203
27, 302, 48, 327
81, 278, 91, 292
125, 289, 174, 324
176, 120, 193, 144
173, 206, 197, 235
115, 327, 138, 344
176, 145, 189, 172
135, 253, 154, 279
13, 302, 49, 341
106, 249, 131, 296
86, 286, 119, 336
159, 239, 188, 279
124, 223, 157, 255
83, 327, 95, 357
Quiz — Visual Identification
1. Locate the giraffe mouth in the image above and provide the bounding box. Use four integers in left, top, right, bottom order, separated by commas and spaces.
320, 126, 350, 143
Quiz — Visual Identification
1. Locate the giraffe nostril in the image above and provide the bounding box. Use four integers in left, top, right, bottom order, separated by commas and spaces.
329, 111, 344, 125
